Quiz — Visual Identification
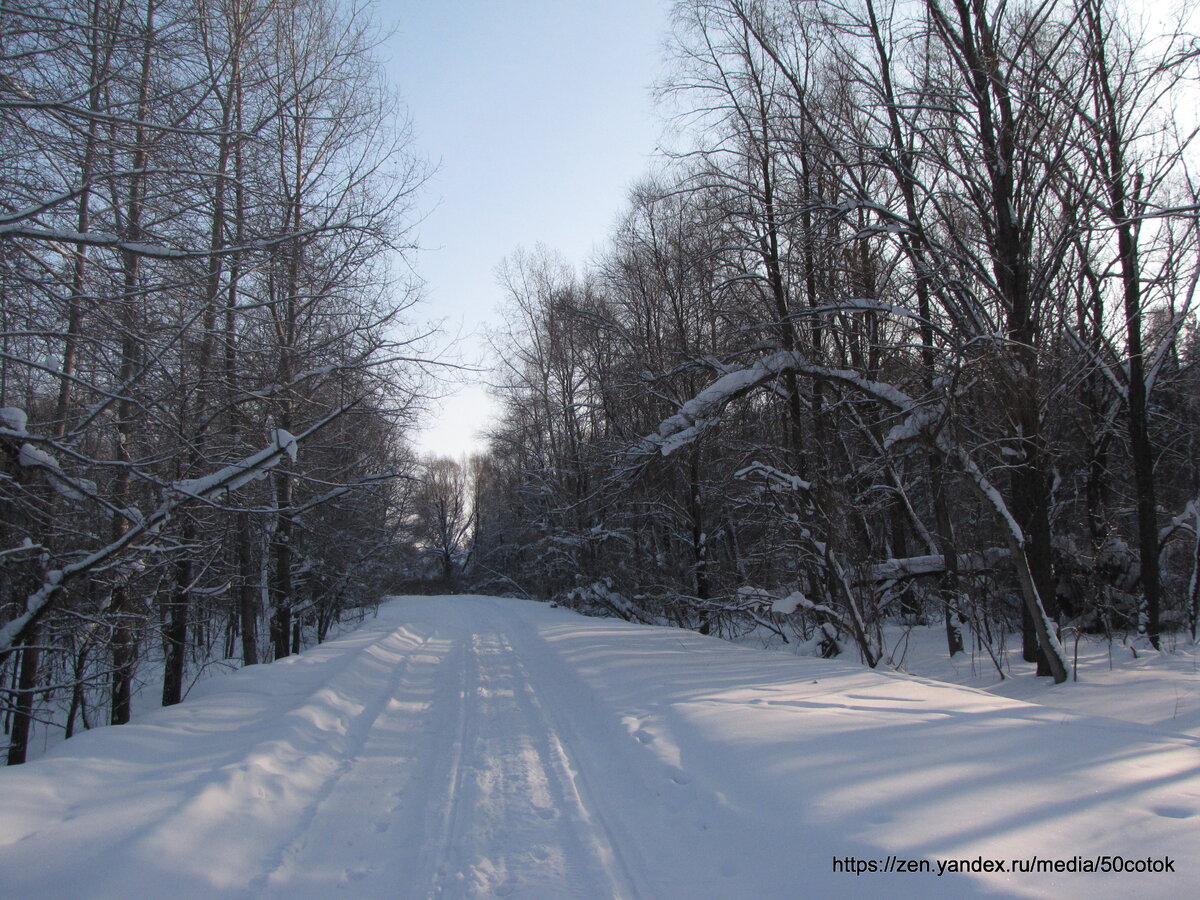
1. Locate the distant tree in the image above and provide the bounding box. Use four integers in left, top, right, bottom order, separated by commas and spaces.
414, 457, 473, 583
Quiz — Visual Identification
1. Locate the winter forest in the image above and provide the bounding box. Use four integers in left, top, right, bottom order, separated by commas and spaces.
3, 0, 1200, 777
474, 0, 1200, 683
0, 0, 426, 764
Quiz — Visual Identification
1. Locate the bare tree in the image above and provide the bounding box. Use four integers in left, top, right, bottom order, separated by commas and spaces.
1, 0, 428, 761
475, 0, 1199, 686
414, 457, 472, 584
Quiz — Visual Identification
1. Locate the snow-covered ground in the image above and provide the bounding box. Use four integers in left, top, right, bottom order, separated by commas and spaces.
880, 622, 1200, 738
742, 619, 1200, 739
2, 595, 1198, 898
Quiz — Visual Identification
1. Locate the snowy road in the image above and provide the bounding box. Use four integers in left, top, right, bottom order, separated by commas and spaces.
2, 596, 1199, 899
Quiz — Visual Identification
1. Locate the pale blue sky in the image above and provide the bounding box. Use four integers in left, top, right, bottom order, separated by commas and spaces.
379, 1, 672, 457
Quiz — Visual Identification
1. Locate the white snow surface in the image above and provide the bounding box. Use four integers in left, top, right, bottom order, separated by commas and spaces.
2, 595, 1198, 899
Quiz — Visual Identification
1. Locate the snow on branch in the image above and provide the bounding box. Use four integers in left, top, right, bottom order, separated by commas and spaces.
171, 429, 297, 500
639, 350, 915, 457
0, 224, 190, 258
564, 580, 662, 626
734, 461, 812, 492
0, 222, 331, 261
736, 585, 843, 621
0, 407, 29, 433
2, 410, 100, 505
1161, 496, 1200, 545
883, 400, 946, 450
634, 350, 1069, 681
1145, 308, 1190, 398
801, 298, 951, 343
0, 412, 345, 662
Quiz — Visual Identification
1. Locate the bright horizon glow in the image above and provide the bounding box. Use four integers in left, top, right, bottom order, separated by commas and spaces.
379, 0, 672, 459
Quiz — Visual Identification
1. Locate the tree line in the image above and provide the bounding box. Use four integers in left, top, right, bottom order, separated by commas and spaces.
469, 0, 1200, 683
1, 0, 426, 763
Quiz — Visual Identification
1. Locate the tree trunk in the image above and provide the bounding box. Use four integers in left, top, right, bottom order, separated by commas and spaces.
6, 631, 40, 765
161, 520, 192, 706
238, 512, 258, 665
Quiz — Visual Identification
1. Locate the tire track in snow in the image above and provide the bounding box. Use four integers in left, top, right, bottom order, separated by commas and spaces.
250, 627, 438, 894
394, 612, 650, 899
488, 630, 651, 900
494, 600, 754, 897
423, 633, 484, 897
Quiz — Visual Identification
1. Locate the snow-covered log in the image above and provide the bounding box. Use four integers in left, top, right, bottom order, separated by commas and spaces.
866, 548, 1010, 583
